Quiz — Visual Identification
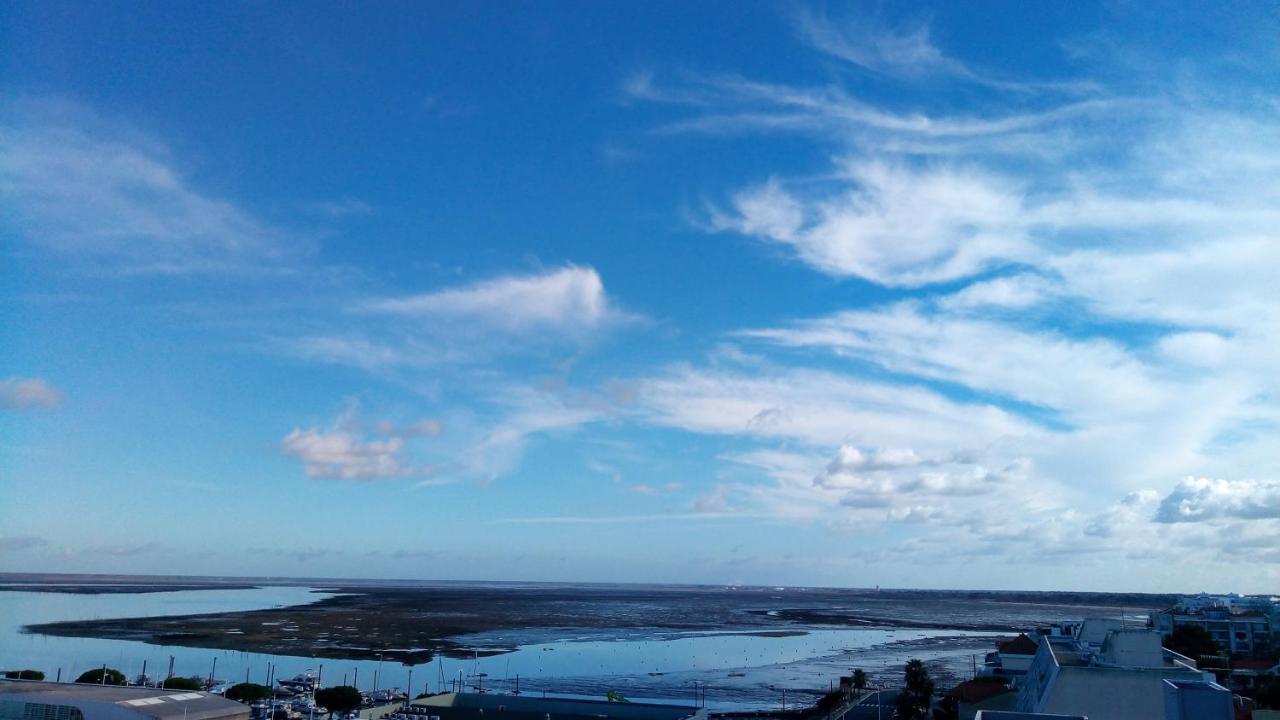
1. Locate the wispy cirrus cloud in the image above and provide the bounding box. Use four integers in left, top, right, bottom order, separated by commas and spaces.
709, 161, 1032, 286
616, 8, 1280, 583
0, 98, 307, 274
628, 71, 1118, 144
633, 360, 1033, 449
282, 266, 638, 371
365, 265, 631, 335
0, 377, 62, 410
794, 8, 1097, 94
459, 383, 607, 485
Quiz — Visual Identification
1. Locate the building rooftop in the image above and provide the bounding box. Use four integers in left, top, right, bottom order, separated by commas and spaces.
949, 679, 1014, 704
1073, 618, 1124, 647
405, 693, 702, 720
972, 707, 1085, 712
997, 634, 1040, 656
1099, 629, 1165, 668
0, 680, 250, 720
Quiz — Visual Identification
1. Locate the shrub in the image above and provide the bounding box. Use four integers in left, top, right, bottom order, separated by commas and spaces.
75, 668, 126, 686
315, 686, 363, 715
225, 683, 273, 703
162, 677, 204, 691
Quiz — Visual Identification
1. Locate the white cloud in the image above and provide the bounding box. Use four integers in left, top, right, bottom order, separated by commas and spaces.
1155, 476, 1280, 523
693, 484, 733, 513
279, 408, 442, 482
627, 482, 682, 495
818, 445, 1027, 508
936, 274, 1056, 311
280, 427, 411, 480
826, 445, 925, 473
794, 8, 1096, 94
618, 10, 1280, 586
738, 294, 1277, 505
458, 384, 605, 484
722, 448, 828, 485
281, 266, 636, 370
0, 99, 304, 273
283, 336, 409, 371
1049, 238, 1280, 334
741, 301, 1166, 424
796, 10, 957, 80
1156, 332, 1231, 368
631, 70, 1116, 145
490, 511, 752, 525
288, 266, 638, 370
366, 266, 626, 334
634, 362, 1033, 450
711, 161, 1032, 286
0, 377, 62, 410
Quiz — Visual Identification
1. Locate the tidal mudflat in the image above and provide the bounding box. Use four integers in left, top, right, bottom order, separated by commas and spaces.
23, 582, 1174, 665
5, 581, 1179, 708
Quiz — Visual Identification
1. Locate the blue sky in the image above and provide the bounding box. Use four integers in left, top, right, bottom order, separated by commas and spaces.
3, 1, 1279, 592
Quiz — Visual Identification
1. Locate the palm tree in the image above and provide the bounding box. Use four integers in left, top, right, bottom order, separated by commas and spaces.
895, 659, 934, 720
851, 669, 867, 697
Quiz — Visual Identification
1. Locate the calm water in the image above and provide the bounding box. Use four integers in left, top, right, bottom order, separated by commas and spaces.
0, 586, 1000, 709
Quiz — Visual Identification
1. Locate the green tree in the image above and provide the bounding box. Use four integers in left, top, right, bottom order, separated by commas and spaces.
75, 668, 127, 686
162, 677, 203, 691
1163, 625, 1221, 661
225, 683, 273, 703
315, 686, 362, 716
851, 669, 867, 696
894, 659, 934, 720
3, 670, 45, 680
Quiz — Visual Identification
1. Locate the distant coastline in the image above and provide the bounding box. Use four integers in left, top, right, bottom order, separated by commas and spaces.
0, 583, 259, 595
17, 577, 1177, 664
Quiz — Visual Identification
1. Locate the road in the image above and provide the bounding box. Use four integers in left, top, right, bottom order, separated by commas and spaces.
826, 690, 899, 720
